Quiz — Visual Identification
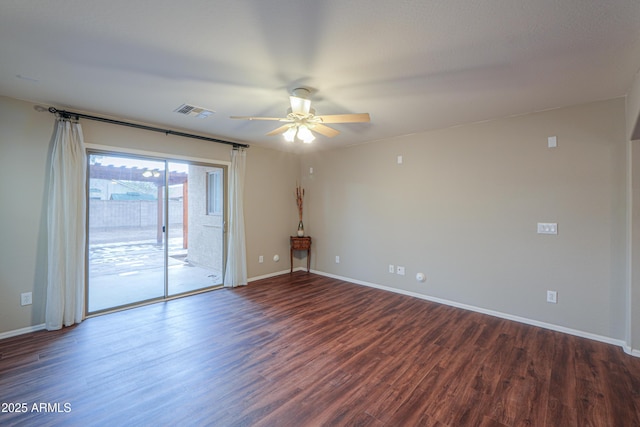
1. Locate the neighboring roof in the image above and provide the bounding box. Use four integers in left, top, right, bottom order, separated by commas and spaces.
110, 192, 156, 201
89, 164, 188, 185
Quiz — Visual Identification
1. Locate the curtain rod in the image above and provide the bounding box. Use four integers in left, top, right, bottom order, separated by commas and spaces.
48, 107, 249, 149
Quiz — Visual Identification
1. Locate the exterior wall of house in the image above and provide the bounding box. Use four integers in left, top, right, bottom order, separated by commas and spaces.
186, 164, 224, 271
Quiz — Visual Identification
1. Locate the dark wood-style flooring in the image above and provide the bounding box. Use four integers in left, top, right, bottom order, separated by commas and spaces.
1, 272, 639, 426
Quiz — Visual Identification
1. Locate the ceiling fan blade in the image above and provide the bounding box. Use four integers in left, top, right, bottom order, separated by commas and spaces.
266, 124, 292, 136
230, 116, 287, 121
312, 124, 340, 138
290, 96, 311, 115
317, 113, 370, 124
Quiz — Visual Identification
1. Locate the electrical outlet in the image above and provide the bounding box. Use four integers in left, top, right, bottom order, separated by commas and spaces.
21, 292, 32, 306
396, 266, 405, 276
259, 255, 264, 263
335, 256, 340, 264
388, 264, 395, 274
547, 290, 557, 304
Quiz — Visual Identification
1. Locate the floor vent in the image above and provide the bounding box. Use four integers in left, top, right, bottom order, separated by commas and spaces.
173, 104, 215, 118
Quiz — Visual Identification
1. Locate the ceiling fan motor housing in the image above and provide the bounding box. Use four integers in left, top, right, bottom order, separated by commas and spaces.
291, 88, 311, 99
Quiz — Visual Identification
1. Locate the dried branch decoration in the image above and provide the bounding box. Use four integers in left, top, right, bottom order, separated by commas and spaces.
295, 183, 305, 222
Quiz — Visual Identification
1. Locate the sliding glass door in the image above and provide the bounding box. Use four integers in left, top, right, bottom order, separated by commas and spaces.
87, 152, 225, 314
167, 162, 226, 296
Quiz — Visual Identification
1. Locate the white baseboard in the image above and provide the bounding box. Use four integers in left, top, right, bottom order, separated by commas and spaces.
310, 269, 637, 357
5, 271, 638, 358
623, 345, 640, 357
248, 267, 306, 283
1, 269, 304, 340
0, 323, 46, 340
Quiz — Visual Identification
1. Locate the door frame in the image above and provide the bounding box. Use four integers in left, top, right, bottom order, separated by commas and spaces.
84, 144, 230, 316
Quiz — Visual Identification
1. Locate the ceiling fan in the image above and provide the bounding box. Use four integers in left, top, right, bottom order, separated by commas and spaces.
230, 88, 370, 143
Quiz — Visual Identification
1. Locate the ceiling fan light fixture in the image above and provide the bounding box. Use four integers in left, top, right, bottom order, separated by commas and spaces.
283, 126, 297, 142
297, 125, 315, 143
230, 86, 370, 144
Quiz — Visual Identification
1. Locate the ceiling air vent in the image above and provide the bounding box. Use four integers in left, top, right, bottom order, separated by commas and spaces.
173, 104, 215, 118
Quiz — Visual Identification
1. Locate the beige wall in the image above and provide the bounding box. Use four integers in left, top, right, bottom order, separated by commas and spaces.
0, 94, 634, 352
632, 140, 640, 352
0, 95, 298, 334
0, 97, 52, 333
626, 70, 640, 353
301, 98, 628, 340
627, 70, 640, 141
244, 145, 301, 276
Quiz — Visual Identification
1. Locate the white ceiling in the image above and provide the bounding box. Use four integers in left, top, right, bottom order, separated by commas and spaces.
1, 0, 639, 152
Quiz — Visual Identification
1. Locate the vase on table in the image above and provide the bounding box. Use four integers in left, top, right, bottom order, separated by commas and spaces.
297, 221, 304, 237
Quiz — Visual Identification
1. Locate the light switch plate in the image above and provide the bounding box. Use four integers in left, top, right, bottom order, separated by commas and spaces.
548, 136, 557, 148
537, 223, 558, 235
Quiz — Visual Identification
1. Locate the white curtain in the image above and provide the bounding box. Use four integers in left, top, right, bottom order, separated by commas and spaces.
224, 148, 248, 287
46, 119, 87, 330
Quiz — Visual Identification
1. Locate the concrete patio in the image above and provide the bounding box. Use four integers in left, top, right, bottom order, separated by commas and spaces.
88, 229, 222, 312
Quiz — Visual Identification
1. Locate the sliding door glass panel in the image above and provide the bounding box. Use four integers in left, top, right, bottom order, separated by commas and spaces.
87, 154, 166, 312
167, 163, 225, 296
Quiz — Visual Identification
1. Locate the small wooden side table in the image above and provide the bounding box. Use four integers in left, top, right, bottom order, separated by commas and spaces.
290, 236, 312, 273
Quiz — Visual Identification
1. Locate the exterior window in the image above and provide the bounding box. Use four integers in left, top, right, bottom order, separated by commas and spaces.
207, 170, 222, 215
